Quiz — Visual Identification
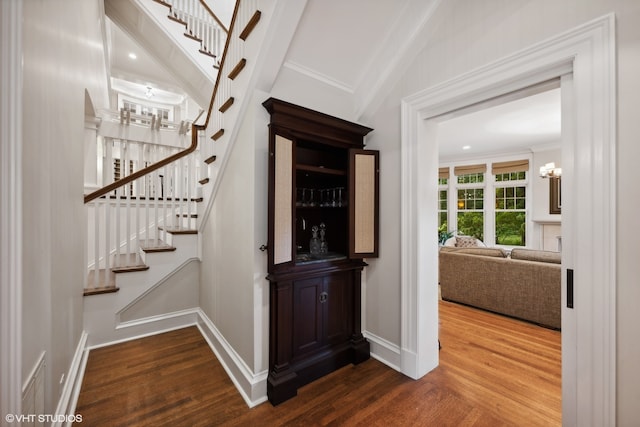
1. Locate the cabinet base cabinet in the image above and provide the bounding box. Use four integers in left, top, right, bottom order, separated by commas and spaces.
267, 265, 370, 406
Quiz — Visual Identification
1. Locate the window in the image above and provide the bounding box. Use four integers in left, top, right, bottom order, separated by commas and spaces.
457, 172, 484, 184
438, 167, 450, 241
123, 101, 135, 113
441, 159, 529, 247
141, 105, 153, 125
118, 96, 175, 127
495, 172, 526, 246
113, 158, 135, 196
438, 185, 448, 233
457, 184, 484, 241
438, 187, 448, 226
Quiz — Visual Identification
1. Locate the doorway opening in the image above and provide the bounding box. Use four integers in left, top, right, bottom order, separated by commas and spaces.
399, 14, 615, 426
435, 82, 563, 421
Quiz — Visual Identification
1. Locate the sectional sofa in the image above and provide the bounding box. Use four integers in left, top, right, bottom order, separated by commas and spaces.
439, 246, 562, 329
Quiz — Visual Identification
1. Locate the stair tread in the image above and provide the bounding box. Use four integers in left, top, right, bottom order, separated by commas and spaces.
140, 239, 176, 252
219, 97, 234, 113
99, 195, 202, 202
159, 226, 197, 235
111, 253, 149, 273
239, 10, 261, 41
86, 269, 118, 295
199, 177, 210, 185
204, 155, 217, 164
228, 58, 246, 80
168, 14, 187, 26
152, 0, 171, 7
84, 286, 120, 296
212, 129, 225, 140
184, 32, 201, 42
199, 49, 216, 58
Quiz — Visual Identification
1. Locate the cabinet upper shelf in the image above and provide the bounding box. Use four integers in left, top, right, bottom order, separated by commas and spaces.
296, 164, 346, 176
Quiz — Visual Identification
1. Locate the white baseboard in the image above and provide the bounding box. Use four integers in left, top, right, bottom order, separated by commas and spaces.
53, 331, 88, 427
196, 309, 268, 408
364, 331, 402, 372
88, 308, 200, 350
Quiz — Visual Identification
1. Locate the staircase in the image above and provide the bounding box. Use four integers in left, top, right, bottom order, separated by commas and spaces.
159, 0, 228, 69
84, 0, 263, 346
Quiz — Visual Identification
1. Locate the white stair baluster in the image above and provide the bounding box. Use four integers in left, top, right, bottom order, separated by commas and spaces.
124, 140, 131, 259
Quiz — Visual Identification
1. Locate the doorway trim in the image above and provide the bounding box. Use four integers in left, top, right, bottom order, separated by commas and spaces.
399, 14, 616, 426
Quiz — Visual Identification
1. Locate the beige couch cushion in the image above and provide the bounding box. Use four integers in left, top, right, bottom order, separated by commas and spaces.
511, 248, 561, 264
439, 250, 561, 329
440, 246, 507, 258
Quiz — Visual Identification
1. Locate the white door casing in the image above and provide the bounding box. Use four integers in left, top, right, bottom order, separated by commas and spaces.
400, 14, 616, 426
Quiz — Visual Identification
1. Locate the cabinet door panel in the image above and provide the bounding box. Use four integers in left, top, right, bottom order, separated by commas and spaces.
271, 135, 294, 266
349, 149, 379, 258
324, 273, 352, 346
292, 278, 323, 357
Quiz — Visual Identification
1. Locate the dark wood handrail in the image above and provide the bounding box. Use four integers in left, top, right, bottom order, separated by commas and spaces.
84, 0, 243, 204
199, 0, 228, 33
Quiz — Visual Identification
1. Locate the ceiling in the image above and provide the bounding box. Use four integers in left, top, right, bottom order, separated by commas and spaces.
282, 0, 407, 92
107, 18, 191, 105
107, 0, 561, 160
437, 88, 561, 161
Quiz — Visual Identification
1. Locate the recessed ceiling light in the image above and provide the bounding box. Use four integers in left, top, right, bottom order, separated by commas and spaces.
128, 53, 137, 60
462, 145, 471, 150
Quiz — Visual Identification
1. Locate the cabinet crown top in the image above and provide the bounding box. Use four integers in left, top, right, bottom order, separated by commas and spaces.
262, 97, 373, 138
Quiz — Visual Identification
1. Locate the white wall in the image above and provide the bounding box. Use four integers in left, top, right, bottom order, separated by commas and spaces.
531, 148, 562, 250
199, 95, 269, 374
119, 260, 199, 322
21, 0, 109, 415
532, 147, 562, 222
357, 0, 639, 424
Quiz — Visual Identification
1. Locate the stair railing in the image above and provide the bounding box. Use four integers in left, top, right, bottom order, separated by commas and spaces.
160, 0, 228, 67
84, 0, 260, 292
86, 131, 203, 291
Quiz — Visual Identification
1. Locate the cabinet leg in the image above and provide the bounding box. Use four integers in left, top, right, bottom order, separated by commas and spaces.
350, 333, 370, 365
267, 369, 298, 406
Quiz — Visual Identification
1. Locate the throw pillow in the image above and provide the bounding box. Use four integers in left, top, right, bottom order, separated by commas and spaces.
455, 236, 477, 248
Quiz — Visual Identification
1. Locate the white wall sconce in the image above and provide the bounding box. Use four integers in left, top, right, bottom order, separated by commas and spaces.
539, 162, 562, 178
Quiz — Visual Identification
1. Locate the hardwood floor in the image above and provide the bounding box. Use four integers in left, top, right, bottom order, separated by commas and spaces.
75, 301, 561, 426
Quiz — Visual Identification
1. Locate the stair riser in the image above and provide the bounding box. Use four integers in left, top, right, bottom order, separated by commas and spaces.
139, 238, 195, 265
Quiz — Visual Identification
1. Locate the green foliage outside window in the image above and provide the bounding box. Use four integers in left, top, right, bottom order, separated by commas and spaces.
438, 168, 528, 245
457, 173, 484, 184
495, 184, 526, 246
495, 171, 526, 182
495, 212, 526, 245
457, 212, 484, 241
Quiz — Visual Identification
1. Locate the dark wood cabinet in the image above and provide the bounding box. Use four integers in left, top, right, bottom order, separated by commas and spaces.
263, 98, 378, 405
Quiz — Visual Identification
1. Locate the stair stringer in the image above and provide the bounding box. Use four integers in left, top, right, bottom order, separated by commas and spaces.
83, 233, 199, 348
197, 0, 307, 232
